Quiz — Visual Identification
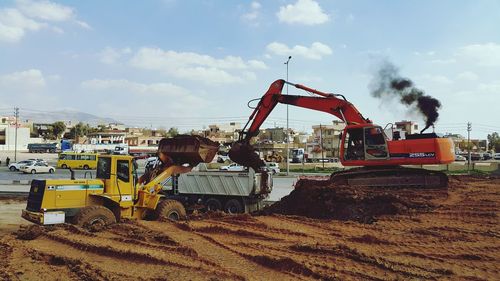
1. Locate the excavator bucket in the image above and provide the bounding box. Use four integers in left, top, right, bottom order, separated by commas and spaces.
159, 135, 219, 166
228, 141, 265, 172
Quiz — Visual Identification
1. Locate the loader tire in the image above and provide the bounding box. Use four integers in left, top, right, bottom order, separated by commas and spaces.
73, 206, 116, 232
154, 199, 186, 221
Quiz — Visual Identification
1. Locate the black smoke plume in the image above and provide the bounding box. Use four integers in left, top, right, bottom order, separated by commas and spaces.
370, 60, 441, 133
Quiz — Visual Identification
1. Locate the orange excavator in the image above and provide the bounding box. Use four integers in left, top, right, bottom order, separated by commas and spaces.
229, 79, 455, 188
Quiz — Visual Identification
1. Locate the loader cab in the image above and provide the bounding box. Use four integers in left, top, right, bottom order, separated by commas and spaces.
341, 125, 389, 162
96, 155, 137, 200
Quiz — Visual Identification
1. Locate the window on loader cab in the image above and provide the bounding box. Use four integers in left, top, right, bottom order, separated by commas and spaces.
96, 157, 111, 179
117, 160, 130, 182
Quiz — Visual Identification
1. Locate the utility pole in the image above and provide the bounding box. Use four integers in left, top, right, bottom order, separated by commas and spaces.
14, 107, 19, 162
284, 56, 292, 175
320, 124, 324, 169
467, 122, 472, 173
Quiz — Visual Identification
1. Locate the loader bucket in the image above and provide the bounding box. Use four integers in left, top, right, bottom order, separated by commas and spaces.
159, 135, 219, 166
228, 142, 265, 172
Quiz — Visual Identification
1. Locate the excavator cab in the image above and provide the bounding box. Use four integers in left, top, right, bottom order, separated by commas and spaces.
342, 125, 389, 162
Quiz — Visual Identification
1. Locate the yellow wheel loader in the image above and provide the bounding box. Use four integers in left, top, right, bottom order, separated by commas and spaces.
22, 136, 219, 230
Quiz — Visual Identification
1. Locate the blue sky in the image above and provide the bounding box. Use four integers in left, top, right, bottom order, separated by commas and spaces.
0, 0, 499, 138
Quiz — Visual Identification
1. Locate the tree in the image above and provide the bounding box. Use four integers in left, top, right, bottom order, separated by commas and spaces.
70, 122, 94, 138
167, 127, 179, 137
52, 121, 66, 139
487, 132, 500, 152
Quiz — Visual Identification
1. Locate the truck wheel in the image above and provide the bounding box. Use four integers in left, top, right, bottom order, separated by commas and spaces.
83, 165, 89, 170
62, 164, 67, 169
154, 199, 186, 221
205, 198, 222, 211
224, 199, 244, 214
73, 206, 116, 232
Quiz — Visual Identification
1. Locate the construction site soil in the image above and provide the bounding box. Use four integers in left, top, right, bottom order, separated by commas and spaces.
1, 175, 499, 280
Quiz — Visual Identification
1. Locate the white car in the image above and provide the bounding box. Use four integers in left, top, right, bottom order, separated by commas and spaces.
20, 163, 56, 174
9, 160, 36, 171
265, 162, 280, 174
454, 155, 466, 161
219, 163, 246, 171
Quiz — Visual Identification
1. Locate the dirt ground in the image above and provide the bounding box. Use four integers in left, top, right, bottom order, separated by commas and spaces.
0, 175, 499, 281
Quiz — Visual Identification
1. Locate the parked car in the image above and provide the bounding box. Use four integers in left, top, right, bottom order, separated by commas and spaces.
219, 163, 246, 171
454, 155, 466, 161
494, 153, 500, 160
20, 162, 55, 174
483, 153, 492, 160
217, 155, 230, 163
264, 162, 280, 175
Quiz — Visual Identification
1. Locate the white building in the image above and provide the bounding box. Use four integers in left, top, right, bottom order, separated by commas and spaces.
0, 123, 30, 151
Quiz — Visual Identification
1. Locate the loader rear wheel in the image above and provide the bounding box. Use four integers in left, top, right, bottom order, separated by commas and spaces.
154, 199, 186, 221
73, 206, 116, 232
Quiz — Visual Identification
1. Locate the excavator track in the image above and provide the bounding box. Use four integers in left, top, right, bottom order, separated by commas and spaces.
330, 166, 448, 188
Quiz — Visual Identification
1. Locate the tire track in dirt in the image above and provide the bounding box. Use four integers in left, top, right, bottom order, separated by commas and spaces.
140, 220, 292, 280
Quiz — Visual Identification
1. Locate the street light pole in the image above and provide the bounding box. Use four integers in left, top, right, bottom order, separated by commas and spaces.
284, 56, 292, 175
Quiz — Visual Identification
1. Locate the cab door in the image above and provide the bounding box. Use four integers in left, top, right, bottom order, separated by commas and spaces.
363, 127, 389, 160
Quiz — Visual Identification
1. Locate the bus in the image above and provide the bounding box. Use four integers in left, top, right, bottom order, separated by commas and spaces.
57, 152, 98, 170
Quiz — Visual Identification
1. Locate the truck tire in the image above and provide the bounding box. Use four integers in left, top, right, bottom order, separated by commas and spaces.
153, 199, 186, 221
224, 199, 244, 214
205, 198, 222, 211
62, 164, 67, 169
73, 206, 116, 232
83, 165, 89, 170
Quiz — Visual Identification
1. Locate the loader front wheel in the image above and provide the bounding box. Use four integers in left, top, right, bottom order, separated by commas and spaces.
154, 199, 186, 221
74, 206, 116, 232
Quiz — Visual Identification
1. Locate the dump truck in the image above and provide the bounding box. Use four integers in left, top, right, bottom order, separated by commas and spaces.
162, 164, 271, 214
22, 136, 220, 230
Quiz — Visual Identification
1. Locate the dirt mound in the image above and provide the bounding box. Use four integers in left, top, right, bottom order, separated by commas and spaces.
16, 225, 44, 240
265, 179, 446, 223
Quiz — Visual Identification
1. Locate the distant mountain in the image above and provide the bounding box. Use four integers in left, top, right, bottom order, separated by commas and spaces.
21, 110, 120, 126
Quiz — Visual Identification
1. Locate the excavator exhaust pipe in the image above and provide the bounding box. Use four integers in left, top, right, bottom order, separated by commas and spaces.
159, 135, 219, 166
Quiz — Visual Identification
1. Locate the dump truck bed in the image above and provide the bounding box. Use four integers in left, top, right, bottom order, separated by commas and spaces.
174, 168, 271, 197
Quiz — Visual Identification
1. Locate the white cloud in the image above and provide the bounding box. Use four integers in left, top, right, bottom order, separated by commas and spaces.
129, 47, 267, 84
0, 8, 44, 42
81, 78, 206, 114
456, 71, 478, 81
478, 80, 500, 93
457, 43, 500, 66
99, 47, 132, 64
75, 20, 91, 30
266, 41, 332, 59
81, 79, 189, 97
276, 0, 329, 25
0, 1, 88, 43
429, 58, 456, 64
0, 69, 46, 91
241, 1, 261, 23
417, 74, 453, 85
16, 0, 74, 22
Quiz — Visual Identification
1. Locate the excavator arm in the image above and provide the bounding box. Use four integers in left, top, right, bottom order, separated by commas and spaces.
230, 79, 371, 170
